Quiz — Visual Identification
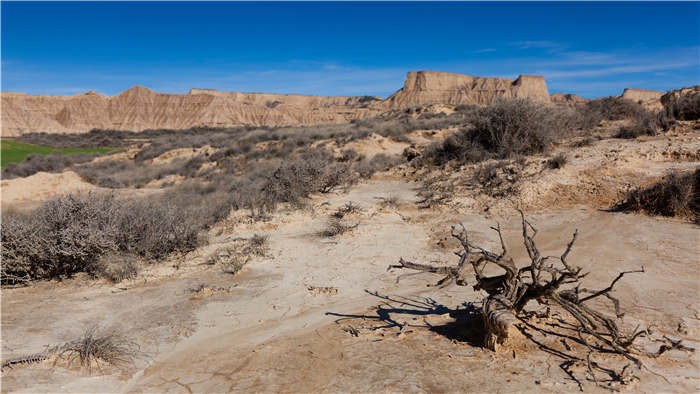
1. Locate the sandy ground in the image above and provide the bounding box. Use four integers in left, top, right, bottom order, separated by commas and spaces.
1, 171, 98, 210
0, 170, 159, 212
2, 177, 698, 392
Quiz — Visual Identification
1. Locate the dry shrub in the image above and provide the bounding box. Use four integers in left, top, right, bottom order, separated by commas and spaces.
468, 99, 578, 157
91, 254, 139, 283
470, 161, 521, 197
260, 152, 356, 211
16, 129, 133, 149
614, 112, 661, 139
2, 151, 98, 179
667, 92, 700, 121
112, 198, 200, 259
338, 148, 360, 162
546, 153, 568, 169
1, 193, 121, 283
76, 155, 210, 188
1, 192, 201, 285
206, 246, 247, 274
416, 174, 455, 208
57, 326, 138, 370
422, 99, 582, 166
319, 218, 357, 237
614, 169, 699, 222
332, 202, 362, 218
206, 235, 270, 274
582, 96, 647, 122
248, 234, 270, 256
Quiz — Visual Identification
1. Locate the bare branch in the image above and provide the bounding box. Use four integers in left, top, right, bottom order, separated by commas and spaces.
579, 269, 645, 303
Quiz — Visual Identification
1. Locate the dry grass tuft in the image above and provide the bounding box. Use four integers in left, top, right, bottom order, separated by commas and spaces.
248, 234, 270, 256
318, 218, 358, 237
546, 153, 568, 169
56, 326, 138, 371
332, 201, 363, 218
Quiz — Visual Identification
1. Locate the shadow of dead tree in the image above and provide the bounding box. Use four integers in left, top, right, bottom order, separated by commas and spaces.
326, 290, 485, 347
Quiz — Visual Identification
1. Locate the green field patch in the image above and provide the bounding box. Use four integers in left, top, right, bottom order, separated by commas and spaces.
1, 139, 116, 168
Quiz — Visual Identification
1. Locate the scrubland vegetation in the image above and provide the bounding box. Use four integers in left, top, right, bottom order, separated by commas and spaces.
2, 92, 698, 286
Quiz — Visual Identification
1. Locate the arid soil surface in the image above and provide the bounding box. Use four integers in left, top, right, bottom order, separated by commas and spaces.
1, 125, 699, 392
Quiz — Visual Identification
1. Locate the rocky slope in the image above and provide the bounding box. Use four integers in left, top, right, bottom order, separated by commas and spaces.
2, 71, 552, 136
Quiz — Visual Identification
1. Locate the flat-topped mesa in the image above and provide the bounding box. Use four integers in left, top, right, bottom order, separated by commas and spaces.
385, 71, 550, 108
621, 88, 664, 102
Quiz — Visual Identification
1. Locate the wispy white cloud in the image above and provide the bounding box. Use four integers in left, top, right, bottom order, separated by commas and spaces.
511, 40, 569, 52
540, 61, 696, 79
473, 48, 497, 54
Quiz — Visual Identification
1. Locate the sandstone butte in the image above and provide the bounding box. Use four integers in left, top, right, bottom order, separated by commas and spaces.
621, 88, 664, 102
3, 71, 552, 136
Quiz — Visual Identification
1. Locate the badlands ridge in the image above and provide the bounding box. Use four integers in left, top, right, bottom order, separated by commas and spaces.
1, 71, 553, 136
1, 70, 660, 136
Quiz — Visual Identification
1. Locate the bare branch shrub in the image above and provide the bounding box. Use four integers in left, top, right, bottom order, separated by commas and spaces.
421, 99, 583, 166
2, 152, 99, 179
581, 97, 647, 122
614, 169, 698, 222
91, 254, 139, 283
1, 192, 203, 285
614, 111, 661, 139
338, 148, 360, 162
16, 129, 134, 149
260, 153, 353, 210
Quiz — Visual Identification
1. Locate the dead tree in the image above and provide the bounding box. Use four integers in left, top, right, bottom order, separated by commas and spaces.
391, 211, 691, 388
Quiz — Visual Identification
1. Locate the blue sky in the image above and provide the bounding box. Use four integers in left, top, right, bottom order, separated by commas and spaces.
2, 2, 698, 98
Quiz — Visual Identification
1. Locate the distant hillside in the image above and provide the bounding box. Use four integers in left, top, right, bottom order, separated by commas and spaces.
2, 71, 552, 136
